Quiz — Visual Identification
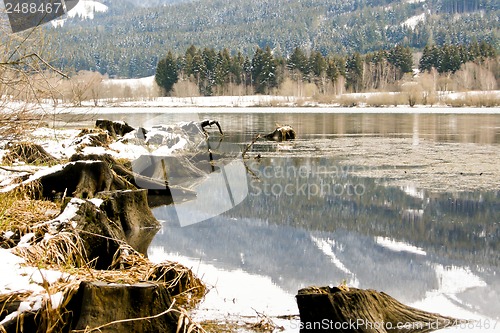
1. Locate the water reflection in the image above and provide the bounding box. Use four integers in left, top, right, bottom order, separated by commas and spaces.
151, 154, 499, 325
57, 111, 500, 145
138, 111, 500, 330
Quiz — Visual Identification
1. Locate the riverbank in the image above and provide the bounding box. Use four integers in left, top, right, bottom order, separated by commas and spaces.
0, 120, 209, 332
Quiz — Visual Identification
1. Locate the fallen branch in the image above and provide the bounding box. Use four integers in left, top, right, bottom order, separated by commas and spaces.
242, 134, 260, 159
0, 166, 35, 174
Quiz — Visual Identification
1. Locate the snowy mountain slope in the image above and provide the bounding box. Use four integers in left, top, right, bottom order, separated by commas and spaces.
43, 0, 499, 77
51, 0, 108, 27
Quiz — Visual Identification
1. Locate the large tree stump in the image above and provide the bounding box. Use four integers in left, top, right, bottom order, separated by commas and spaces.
95, 119, 135, 138
296, 286, 468, 333
69, 281, 184, 333
69, 153, 197, 205
265, 125, 296, 141
34, 160, 134, 200
97, 190, 160, 255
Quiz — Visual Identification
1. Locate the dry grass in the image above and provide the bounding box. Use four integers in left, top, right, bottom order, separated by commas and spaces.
201, 311, 286, 333
365, 93, 405, 107
0, 193, 60, 246
1, 196, 207, 332
2, 142, 58, 166
335, 94, 365, 107
442, 92, 499, 107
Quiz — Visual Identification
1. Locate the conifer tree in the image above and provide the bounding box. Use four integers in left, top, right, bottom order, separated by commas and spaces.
345, 52, 363, 92
155, 51, 178, 95
287, 47, 309, 78
252, 46, 277, 94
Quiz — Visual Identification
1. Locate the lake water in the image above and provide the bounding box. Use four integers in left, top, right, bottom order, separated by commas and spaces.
62, 109, 500, 332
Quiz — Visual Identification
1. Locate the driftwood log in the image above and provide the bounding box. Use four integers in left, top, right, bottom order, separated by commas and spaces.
200, 119, 224, 136
296, 286, 468, 333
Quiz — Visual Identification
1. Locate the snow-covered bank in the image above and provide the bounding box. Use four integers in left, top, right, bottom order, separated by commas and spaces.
0, 249, 70, 325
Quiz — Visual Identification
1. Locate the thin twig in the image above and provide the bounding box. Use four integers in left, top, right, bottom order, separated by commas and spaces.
0, 166, 35, 174
1, 53, 69, 78
242, 134, 260, 158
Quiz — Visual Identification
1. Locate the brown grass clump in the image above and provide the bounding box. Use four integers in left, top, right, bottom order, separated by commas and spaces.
365, 93, 405, 107
0, 193, 60, 247
1, 195, 207, 333
2, 142, 58, 165
110, 244, 207, 308
13, 231, 89, 268
443, 92, 499, 107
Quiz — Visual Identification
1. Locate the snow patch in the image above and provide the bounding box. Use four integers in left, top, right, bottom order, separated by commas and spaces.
52, 0, 108, 27
402, 13, 426, 29
48, 198, 85, 230
89, 198, 104, 207
375, 236, 427, 256
310, 236, 360, 287
17, 233, 35, 248
0, 249, 70, 325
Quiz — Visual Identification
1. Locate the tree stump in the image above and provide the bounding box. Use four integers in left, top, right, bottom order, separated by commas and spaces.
69, 281, 193, 333
97, 190, 160, 255
265, 125, 296, 141
35, 160, 134, 200
296, 286, 468, 333
95, 119, 135, 138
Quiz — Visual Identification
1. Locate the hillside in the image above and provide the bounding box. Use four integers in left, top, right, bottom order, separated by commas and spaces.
43, 0, 499, 78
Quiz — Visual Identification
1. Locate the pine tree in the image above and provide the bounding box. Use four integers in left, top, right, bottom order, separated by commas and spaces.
419, 45, 437, 73
310, 51, 327, 78
230, 52, 245, 85
155, 51, 178, 95
191, 52, 206, 88
345, 52, 363, 92
388, 45, 413, 79
287, 47, 309, 78
215, 48, 231, 87
252, 46, 277, 94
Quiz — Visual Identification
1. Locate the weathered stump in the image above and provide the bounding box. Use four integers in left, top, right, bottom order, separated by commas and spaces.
69, 128, 112, 152
36, 160, 134, 200
96, 190, 160, 255
48, 189, 160, 268
95, 119, 135, 138
296, 286, 468, 333
55, 198, 127, 269
131, 155, 206, 187
265, 125, 296, 141
69, 281, 184, 333
69, 153, 197, 203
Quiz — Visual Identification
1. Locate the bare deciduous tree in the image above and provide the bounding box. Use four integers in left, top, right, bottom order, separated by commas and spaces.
1, 26, 67, 140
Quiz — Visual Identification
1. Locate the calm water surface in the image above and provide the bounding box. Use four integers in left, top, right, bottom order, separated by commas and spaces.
64, 110, 500, 331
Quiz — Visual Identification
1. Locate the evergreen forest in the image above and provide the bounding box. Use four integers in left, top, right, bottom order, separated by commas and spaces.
41, 0, 499, 78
